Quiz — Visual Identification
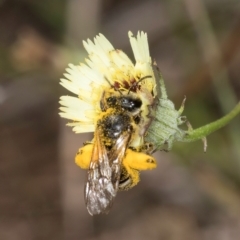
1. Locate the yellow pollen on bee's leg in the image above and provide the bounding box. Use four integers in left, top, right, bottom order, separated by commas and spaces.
75, 144, 93, 169
123, 149, 157, 171
122, 165, 140, 189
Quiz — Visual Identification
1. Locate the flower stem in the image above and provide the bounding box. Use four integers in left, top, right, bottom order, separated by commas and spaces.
183, 103, 240, 142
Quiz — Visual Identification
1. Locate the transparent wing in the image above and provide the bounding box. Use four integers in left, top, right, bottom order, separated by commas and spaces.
84, 130, 131, 215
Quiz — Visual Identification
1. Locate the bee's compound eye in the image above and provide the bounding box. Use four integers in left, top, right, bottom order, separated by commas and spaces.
120, 97, 132, 110
120, 98, 128, 105
132, 98, 142, 109
120, 97, 142, 112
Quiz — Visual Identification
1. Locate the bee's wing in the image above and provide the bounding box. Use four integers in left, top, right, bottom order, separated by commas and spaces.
84, 130, 131, 215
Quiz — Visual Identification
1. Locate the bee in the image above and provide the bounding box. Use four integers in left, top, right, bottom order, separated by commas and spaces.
76, 78, 157, 215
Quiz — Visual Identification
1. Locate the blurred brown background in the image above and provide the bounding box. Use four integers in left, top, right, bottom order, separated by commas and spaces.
0, 0, 240, 239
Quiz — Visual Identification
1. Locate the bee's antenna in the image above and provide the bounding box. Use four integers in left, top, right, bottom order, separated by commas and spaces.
104, 76, 112, 87
104, 76, 123, 95
127, 75, 152, 94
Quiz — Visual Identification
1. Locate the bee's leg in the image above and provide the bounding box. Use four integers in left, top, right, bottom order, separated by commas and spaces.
122, 148, 156, 189
186, 121, 207, 152
120, 164, 140, 190
75, 143, 93, 169
124, 149, 157, 171
139, 142, 155, 154
83, 140, 93, 146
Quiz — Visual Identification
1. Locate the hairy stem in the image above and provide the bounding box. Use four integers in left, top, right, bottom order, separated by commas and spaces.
183, 103, 240, 142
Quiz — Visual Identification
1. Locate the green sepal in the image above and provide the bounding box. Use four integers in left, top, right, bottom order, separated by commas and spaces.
145, 64, 240, 152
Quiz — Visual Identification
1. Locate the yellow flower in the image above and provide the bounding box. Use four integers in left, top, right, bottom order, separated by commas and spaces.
59, 31, 157, 148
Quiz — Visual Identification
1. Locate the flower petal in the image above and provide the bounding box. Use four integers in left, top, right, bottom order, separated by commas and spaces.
128, 31, 151, 64
59, 31, 157, 135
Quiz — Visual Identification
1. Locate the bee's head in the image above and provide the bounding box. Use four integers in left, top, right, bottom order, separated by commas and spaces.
118, 96, 142, 112
104, 92, 142, 113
